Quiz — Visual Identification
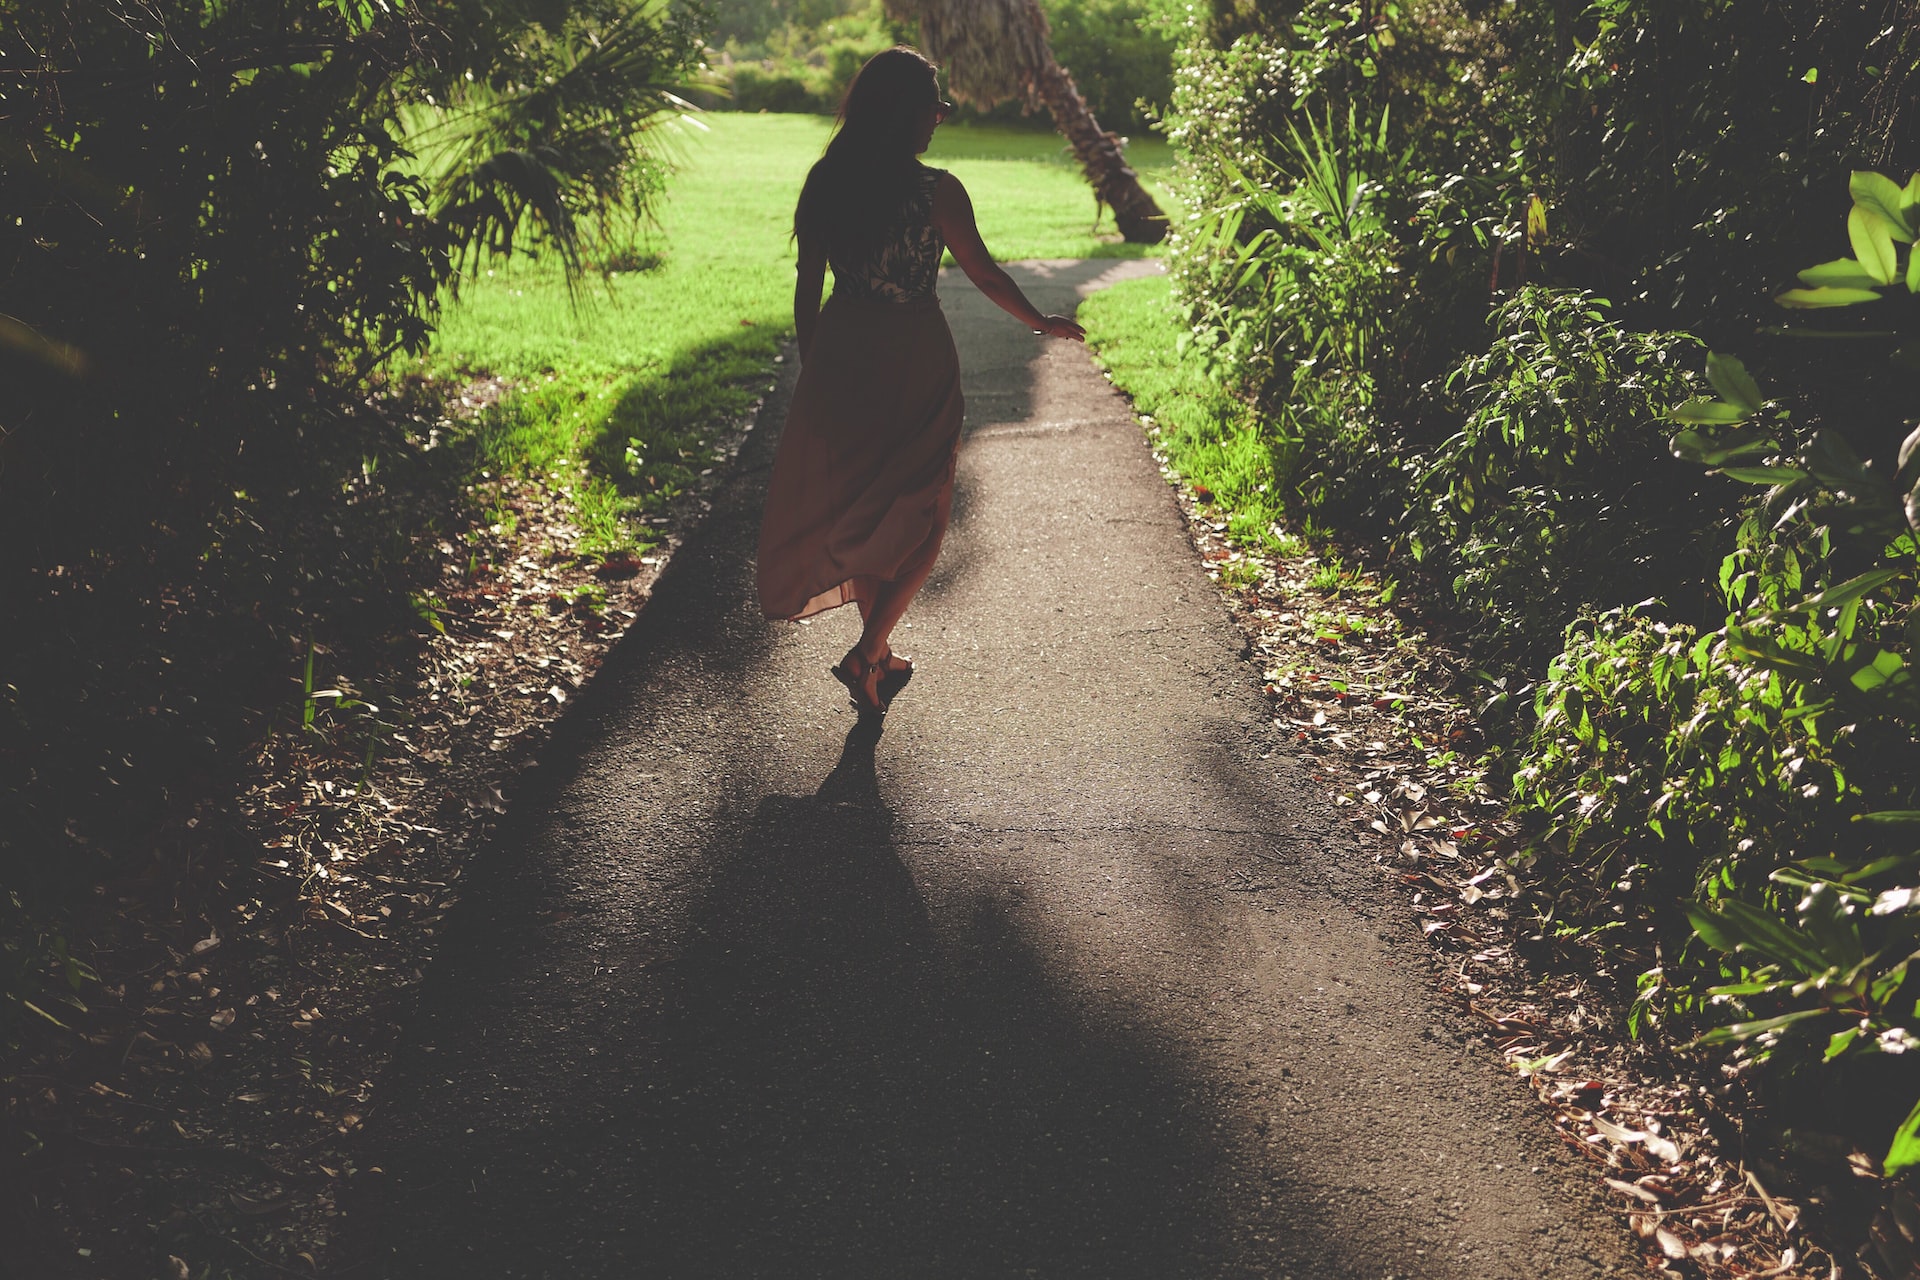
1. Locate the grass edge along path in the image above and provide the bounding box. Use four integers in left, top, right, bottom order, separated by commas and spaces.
1078, 272, 1840, 1280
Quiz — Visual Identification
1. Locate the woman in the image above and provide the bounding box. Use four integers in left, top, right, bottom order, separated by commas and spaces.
755, 46, 1085, 714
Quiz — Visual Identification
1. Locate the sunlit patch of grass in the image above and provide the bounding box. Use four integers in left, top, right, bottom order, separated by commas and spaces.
1307, 553, 1367, 596
1217, 556, 1265, 591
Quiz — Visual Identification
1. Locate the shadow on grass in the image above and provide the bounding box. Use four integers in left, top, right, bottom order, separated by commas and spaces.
446, 325, 789, 553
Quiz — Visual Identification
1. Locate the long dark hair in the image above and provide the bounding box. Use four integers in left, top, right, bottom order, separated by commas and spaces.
793, 47, 941, 264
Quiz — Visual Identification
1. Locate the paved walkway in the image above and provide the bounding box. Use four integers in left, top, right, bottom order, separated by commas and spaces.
340, 262, 1638, 1278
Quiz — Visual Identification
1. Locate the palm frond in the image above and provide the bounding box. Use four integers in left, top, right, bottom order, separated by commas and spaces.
415, 3, 710, 295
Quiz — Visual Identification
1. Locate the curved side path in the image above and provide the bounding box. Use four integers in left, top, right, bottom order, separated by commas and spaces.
338, 261, 1639, 1279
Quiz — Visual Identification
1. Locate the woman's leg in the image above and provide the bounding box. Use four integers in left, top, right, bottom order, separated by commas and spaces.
853, 529, 943, 664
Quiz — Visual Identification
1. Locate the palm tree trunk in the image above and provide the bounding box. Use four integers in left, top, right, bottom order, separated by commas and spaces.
1030, 55, 1167, 244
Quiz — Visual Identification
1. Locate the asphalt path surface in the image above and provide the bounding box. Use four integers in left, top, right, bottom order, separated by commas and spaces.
340, 260, 1640, 1278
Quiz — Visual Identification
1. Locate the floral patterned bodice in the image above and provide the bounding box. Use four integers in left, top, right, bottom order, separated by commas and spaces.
830, 166, 946, 303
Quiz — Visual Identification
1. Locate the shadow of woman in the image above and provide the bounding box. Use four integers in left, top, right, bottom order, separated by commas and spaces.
340, 723, 1267, 1279
613, 718, 1230, 1279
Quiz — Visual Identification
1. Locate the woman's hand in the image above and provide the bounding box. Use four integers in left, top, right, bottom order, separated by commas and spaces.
1033, 314, 1086, 342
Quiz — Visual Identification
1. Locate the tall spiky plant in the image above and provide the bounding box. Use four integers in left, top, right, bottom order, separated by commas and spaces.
887, 0, 1167, 244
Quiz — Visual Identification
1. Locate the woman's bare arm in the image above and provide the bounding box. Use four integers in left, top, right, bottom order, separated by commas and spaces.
794, 234, 828, 360
932, 173, 1085, 341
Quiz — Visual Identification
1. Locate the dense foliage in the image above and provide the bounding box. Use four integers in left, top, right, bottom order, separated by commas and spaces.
1, 0, 703, 564
699, 0, 1176, 130
1414, 290, 1710, 661
0, 0, 707, 1034
1161, 0, 1920, 1166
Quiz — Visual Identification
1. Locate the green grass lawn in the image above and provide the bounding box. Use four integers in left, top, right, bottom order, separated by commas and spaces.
429, 113, 1173, 552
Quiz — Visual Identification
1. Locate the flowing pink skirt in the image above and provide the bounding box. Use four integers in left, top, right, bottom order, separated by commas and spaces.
756, 292, 964, 621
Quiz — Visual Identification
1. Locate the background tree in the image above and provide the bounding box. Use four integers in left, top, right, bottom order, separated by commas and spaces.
885, 0, 1168, 242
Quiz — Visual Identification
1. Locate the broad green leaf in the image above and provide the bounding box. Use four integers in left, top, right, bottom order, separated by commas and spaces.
1849, 205, 1901, 283
1720, 465, 1809, 484
1844, 855, 1920, 881
1693, 1008, 1827, 1046
1886, 1094, 1920, 1176
1669, 398, 1750, 425
1807, 429, 1872, 487
1799, 566, 1905, 613
1705, 353, 1765, 413
1715, 898, 1843, 973
1852, 171, 1916, 239
1776, 286, 1884, 308
1827, 1025, 1862, 1061
1686, 904, 1740, 953
1798, 882, 1863, 968
1669, 428, 1713, 461
1909, 242, 1920, 294
1857, 810, 1920, 827
1798, 258, 1881, 289
1526, 193, 1548, 248
1873, 959, 1914, 1005
1851, 648, 1909, 693
1670, 429, 1777, 467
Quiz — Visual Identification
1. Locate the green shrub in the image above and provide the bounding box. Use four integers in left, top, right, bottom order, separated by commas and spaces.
1160, 5, 1518, 534
1036, 0, 1178, 132
698, 2, 906, 113
727, 63, 833, 112
1487, 0, 1912, 328
1171, 86, 1411, 517
1508, 172, 1920, 1168
702, 0, 1176, 130
1412, 288, 1714, 660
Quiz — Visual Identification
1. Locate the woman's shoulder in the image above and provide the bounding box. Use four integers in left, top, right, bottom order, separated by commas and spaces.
921, 165, 964, 197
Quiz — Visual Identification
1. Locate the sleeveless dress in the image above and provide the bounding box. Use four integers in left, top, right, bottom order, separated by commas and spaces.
756, 165, 964, 621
